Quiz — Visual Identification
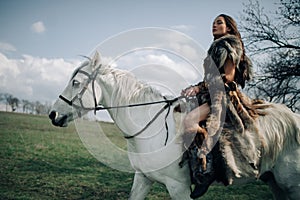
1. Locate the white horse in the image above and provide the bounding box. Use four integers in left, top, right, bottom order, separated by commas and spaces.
49, 52, 300, 200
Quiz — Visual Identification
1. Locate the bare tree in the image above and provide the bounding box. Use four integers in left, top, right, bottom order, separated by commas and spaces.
240, 0, 300, 112
0, 92, 52, 115
34, 101, 42, 115
0, 93, 19, 112
34, 101, 51, 115
22, 99, 31, 113
43, 101, 52, 115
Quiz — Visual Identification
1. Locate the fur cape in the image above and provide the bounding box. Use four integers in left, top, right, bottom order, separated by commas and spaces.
190, 35, 258, 171
204, 35, 253, 88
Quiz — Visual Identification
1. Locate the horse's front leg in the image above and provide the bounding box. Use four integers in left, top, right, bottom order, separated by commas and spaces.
165, 177, 192, 200
129, 172, 153, 200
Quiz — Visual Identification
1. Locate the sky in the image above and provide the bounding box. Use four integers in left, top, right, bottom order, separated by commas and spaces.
0, 0, 278, 107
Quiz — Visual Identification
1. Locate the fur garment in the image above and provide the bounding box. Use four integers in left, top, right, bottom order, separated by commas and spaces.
204, 34, 253, 88
185, 35, 259, 175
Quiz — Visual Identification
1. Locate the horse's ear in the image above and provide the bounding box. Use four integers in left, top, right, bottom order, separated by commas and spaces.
91, 51, 101, 68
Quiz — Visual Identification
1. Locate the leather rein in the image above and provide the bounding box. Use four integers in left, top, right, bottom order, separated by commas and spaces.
58, 65, 184, 145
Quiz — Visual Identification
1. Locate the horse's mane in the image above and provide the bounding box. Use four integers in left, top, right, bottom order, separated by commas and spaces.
99, 65, 164, 104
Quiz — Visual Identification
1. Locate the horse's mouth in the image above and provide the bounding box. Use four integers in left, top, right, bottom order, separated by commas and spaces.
49, 111, 69, 127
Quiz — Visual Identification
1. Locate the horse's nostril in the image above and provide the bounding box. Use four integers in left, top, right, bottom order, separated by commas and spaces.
49, 111, 57, 120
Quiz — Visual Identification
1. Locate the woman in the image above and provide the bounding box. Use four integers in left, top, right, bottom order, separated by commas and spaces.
181, 14, 253, 198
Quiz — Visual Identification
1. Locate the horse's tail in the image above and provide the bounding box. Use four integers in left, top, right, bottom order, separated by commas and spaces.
255, 103, 300, 142
294, 113, 300, 145
253, 103, 300, 162
284, 107, 300, 145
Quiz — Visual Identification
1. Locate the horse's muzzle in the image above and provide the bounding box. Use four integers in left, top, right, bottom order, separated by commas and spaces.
49, 111, 68, 127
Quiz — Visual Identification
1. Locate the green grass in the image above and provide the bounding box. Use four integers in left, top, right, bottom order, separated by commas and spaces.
0, 111, 273, 199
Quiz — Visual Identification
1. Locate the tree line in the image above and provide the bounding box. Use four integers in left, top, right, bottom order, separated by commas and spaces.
0, 92, 52, 115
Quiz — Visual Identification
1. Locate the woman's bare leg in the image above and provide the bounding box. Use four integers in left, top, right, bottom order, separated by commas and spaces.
184, 103, 210, 134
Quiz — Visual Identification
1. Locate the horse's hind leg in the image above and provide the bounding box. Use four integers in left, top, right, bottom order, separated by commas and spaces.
129, 172, 153, 200
260, 171, 289, 200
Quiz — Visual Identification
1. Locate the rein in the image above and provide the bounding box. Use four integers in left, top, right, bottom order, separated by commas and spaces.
58, 64, 184, 145
60, 94, 183, 145
60, 93, 183, 113
121, 96, 184, 146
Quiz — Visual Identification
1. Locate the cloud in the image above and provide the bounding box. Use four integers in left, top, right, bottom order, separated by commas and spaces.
0, 53, 113, 121
0, 51, 203, 121
109, 50, 204, 96
0, 49, 204, 103
170, 25, 195, 32
0, 53, 80, 102
0, 42, 16, 52
31, 21, 46, 33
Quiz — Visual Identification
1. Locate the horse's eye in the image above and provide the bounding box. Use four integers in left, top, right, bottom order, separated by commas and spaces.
72, 80, 80, 88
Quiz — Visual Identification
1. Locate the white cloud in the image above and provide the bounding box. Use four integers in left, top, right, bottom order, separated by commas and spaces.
0, 53, 80, 102
0, 42, 16, 52
0, 49, 204, 104
31, 21, 46, 33
109, 51, 204, 96
170, 25, 195, 32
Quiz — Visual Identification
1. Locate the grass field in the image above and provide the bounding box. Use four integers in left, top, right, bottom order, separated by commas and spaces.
0, 111, 273, 199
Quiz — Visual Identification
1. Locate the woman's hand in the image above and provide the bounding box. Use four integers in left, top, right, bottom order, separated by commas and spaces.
181, 86, 200, 97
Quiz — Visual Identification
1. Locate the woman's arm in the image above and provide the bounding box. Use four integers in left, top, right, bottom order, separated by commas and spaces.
223, 58, 236, 83
182, 57, 236, 97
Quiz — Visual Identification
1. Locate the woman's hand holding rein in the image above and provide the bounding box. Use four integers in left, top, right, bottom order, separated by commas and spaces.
181, 85, 200, 97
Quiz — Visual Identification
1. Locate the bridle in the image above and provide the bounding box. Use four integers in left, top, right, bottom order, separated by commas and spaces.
59, 64, 101, 116
59, 64, 184, 145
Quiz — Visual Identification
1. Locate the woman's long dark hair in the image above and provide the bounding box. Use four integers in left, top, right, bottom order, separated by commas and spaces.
217, 14, 253, 88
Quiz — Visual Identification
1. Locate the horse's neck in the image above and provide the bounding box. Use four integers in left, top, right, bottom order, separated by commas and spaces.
96, 68, 178, 153
97, 68, 165, 127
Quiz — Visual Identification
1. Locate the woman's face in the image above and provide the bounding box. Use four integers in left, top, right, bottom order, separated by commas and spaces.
212, 16, 230, 39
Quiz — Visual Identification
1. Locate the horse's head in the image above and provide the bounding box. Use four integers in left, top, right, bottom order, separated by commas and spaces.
49, 51, 103, 127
